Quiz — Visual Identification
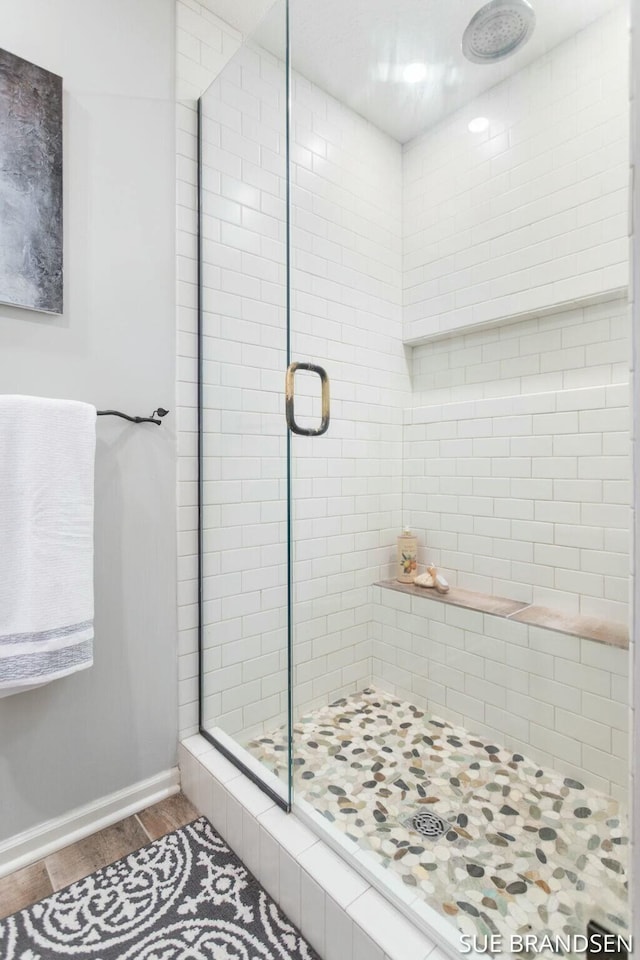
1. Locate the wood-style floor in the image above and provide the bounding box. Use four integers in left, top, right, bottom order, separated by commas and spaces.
0, 792, 199, 921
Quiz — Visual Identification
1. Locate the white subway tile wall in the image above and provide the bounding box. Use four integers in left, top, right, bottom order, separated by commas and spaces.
177, 1, 243, 739
198, 35, 289, 742
405, 299, 631, 623
371, 585, 629, 798
402, 8, 629, 343
289, 73, 410, 721
177, 1, 242, 102
195, 20, 410, 740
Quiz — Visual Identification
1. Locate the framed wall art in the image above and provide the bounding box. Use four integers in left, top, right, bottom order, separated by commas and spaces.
0, 49, 62, 314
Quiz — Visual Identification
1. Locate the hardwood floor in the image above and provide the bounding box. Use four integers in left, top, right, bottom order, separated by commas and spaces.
138, 792, 200, 841
44, 815, 149, 890
0, 793, 199, 921
0, 861, 52, 920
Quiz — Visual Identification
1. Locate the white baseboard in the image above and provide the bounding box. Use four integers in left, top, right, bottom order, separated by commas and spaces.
0, 767, 180, 879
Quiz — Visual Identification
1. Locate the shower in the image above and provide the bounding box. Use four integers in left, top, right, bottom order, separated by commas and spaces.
195, 0, 631, 951
462, 0, 536, 63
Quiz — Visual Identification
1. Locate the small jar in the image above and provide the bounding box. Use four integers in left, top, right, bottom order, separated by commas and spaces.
397, 527, 418, 583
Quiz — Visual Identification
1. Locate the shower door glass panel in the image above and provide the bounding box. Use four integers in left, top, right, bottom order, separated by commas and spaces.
198, 0, 291, 806
283, 0, 632, 948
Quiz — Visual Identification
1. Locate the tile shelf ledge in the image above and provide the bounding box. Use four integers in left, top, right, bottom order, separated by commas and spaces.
375, 580, 628, 650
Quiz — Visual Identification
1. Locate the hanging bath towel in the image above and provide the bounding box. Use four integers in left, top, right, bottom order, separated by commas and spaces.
0, 395, 96, 697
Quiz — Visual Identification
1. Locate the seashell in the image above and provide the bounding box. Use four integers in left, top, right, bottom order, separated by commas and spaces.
413, 571, 435, 588
427, 564, 450, 593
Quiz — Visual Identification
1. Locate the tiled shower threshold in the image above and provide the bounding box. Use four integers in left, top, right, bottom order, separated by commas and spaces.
179, 733, 447, 960
248, 688, 629, 951
377, 581, 629, 649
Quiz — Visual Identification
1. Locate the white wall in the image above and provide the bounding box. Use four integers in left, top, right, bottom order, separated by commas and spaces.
406, 298, 631, 623
403, 7, 629, 343
0, 0, 177, 842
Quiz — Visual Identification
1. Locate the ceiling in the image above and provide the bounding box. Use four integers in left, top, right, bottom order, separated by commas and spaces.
205, 0, 623, 143
200, 0, 274, 38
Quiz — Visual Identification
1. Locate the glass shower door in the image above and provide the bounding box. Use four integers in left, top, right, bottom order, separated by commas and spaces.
198, 0, 292, 808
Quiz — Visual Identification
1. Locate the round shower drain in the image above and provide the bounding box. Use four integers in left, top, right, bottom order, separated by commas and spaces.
407, 810, 450, 839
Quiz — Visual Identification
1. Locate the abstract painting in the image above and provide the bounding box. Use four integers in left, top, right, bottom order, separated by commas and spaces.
0, 49, 63, 314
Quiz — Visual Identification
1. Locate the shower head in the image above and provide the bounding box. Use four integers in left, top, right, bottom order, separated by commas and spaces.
462, 0, 536, 64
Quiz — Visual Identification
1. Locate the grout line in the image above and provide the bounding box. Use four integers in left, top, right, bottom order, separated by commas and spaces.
42, 859, 57, 893
134, 812, 153, 843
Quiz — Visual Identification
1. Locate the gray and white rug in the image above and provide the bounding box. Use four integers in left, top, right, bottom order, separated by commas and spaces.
0, 817, 319, 959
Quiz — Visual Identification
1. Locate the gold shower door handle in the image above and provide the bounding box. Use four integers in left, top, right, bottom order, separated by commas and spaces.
285, 362, 330, 436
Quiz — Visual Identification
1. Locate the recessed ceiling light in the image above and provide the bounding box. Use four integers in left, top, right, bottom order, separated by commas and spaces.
403, 62, 428, 83
468, 116, 490, 132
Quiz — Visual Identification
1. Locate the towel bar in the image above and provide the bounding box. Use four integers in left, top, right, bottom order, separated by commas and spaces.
96, 407, 169, 426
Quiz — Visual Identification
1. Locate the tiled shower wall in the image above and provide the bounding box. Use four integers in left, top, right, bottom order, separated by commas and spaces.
176, 0, 242, 738
402, 6, 628, 343
371, 585, 628, 798
289, 76, 409, 721
175, 2, 408, 740
198, 35, 289, 739
405, 298, 631, 623
197, 31, 408, 740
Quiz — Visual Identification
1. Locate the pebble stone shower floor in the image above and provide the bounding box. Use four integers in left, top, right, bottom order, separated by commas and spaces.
248, 688, 629, 947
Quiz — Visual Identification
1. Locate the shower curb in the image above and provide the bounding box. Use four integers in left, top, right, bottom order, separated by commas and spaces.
179, 735, 480, 960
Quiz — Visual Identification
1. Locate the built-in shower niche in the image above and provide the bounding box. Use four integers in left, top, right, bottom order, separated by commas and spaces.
403, 300, 631, 628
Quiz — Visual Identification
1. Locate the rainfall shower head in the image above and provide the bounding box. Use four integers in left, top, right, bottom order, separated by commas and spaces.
462, 0, 536, 64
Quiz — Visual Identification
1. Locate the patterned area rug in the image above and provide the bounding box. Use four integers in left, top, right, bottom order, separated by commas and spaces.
0, 818, 319, 960
249, 687, 629, 944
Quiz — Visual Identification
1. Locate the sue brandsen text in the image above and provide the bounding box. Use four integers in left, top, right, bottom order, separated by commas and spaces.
459, 933, 632, 954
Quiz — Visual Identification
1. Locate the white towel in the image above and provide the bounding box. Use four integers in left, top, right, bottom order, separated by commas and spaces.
0, 395, 96, 695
